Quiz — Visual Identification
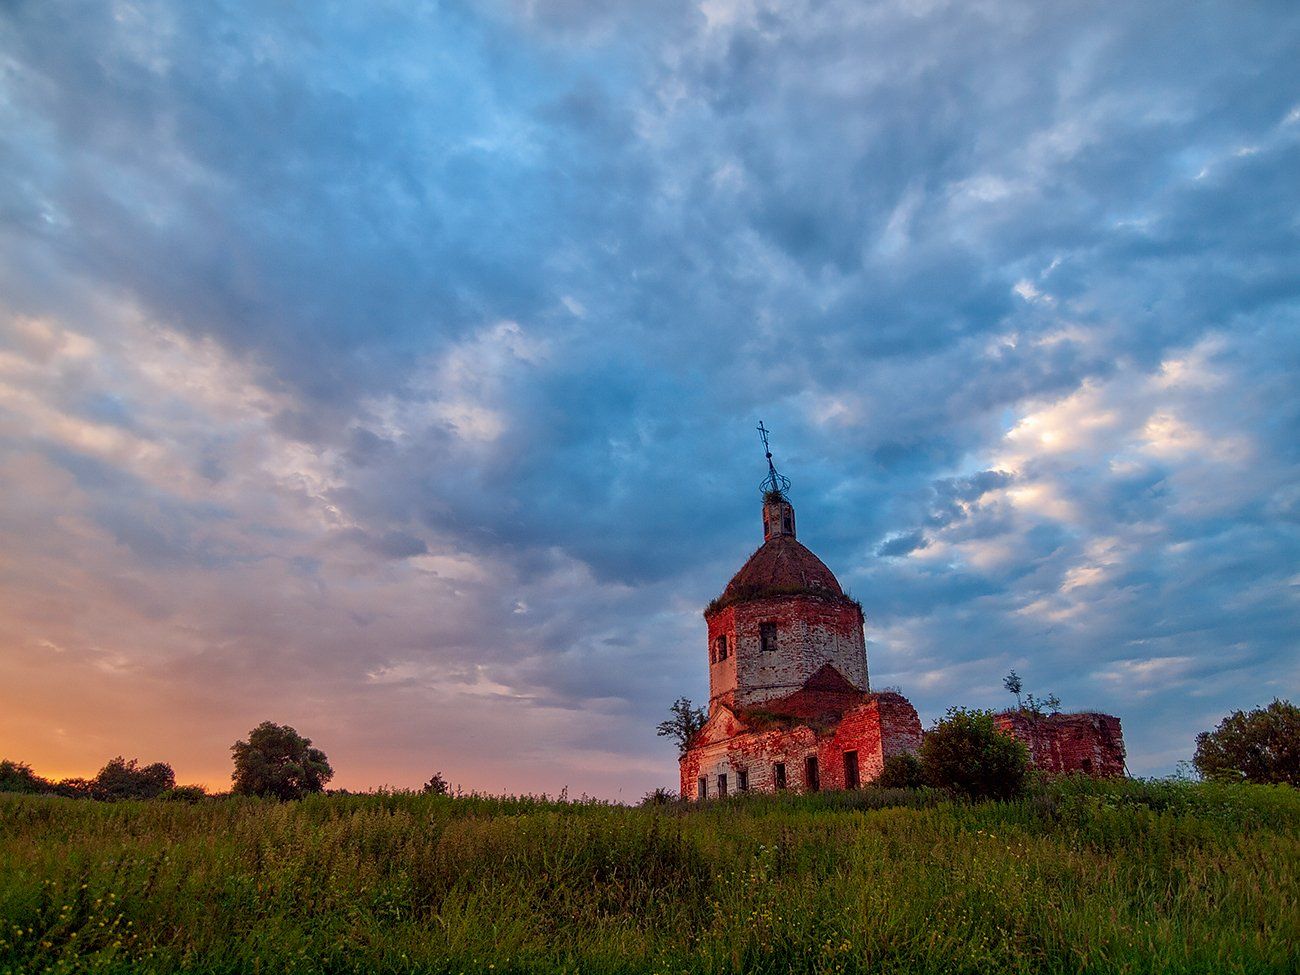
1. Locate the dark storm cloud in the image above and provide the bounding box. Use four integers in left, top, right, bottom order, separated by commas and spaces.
0, 0, 1297, 793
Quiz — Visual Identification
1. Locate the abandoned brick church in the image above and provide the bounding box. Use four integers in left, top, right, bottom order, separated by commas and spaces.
680, 439, 1125, 800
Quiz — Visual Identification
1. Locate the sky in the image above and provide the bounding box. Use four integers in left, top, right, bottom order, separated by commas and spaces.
1, 0, 1297, 799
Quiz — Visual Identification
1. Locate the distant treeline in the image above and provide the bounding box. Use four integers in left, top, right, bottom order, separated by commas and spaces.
0, 721, 459, 804
5, 699, 1296, 807
0, 719, 335, 803
0, 756, 204, 802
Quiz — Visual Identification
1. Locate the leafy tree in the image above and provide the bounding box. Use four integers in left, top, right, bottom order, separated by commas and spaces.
656, 697, 706, 757
91, 757, 175, 801
422, 772, 449, 796
1193, 699, 1300, 786
1003, 670, 1023, 708
920, 708, 1029, 801
231, 721, 333, 800
0, 759, 50, 794
877, 752, 925, 789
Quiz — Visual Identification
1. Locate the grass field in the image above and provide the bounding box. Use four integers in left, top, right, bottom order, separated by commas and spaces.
1, 777, 1296, 974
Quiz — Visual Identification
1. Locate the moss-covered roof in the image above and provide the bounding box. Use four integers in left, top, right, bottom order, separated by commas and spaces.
705, 534, 853, 616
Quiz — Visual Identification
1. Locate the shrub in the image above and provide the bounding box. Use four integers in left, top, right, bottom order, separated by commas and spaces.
423, 772, 450, 796
0, 760, 50, 795
92, 757, 176, 801
1194, 699, 1300, 786
640, 787, 679, 806
877, 752, 925, 789
920, 707, 1029, 801
157, 785, 207, 803
50, 777, 92, 798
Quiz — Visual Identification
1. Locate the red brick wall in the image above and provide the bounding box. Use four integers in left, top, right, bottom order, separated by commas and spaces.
994, 711, 1126, 777
817, 693, 922, 788
707, 595, 867, 711
682, 723, 818, 798
680, 693, 922, 799
705, 604, 739, 709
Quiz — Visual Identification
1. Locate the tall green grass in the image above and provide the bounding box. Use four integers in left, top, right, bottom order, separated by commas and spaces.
1, 779, 1296, 974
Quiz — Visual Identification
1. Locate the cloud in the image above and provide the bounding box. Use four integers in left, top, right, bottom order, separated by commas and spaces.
1, 0, 1297, 793
877, 531, 928, 559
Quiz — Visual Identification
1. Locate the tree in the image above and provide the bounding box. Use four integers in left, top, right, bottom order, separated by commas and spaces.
920, 707, 1029, 801
231, 721, 333, 800
1003, 670, 1023, 708
0, 760, 50, 794
1003, 670, 1061, 716
91, 757, 175, 801
422, 772, 449, 796
1193, 700, 1300, 786
657, 697, 706, 757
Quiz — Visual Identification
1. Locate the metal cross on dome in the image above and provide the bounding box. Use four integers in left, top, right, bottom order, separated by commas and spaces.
757, 420, 791, 497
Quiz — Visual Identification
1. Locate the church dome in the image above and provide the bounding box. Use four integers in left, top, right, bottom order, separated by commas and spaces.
706, 533, 847, 615
707, 424, 859, 617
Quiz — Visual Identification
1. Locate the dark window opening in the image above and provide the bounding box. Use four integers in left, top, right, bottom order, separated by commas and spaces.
782, 515, 793, 533
760, 622, 778, 652
717, 773, 728, 797
774, 762, 787, 790
843, 750, 860, 789
737, 769, 749, 792
714, 634, 728, 662
805, 755, 820, 792
697, 777, 707, 800
1081, 758, 1093, 773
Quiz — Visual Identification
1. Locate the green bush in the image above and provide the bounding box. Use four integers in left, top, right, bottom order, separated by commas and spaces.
877, 752, 925, 789
920, 707, 1029, 801
157, 784, 207, 803
640, 786, 679, 806
1194, 699, 1300, 786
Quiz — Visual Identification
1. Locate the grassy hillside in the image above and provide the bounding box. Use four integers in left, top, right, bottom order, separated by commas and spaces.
1, 778, 1296, 974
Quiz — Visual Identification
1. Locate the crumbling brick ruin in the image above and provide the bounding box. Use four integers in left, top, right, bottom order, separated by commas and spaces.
680, 469, 1125, 799
995, 710, 1126, 777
